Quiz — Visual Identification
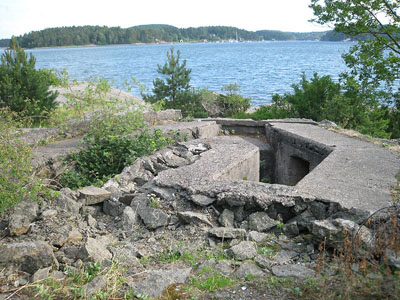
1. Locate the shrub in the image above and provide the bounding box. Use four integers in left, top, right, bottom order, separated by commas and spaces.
0, 38, 58, 121
0, 109, 48, 214
215, 83, 251, 117
59, 110, 179, 189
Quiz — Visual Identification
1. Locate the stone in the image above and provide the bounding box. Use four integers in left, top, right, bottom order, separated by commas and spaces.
271, 250, 298, 265
50, 271, 66, 280
229, 241, 257, 261
86, 214, 97, 228
122, 206, 139, 230
0, 241, 58, 274
32, 267, 52, 282
386, 249, 400, 269
248, 231, 274, 243
78, 186, 111, 205
215, 260, 235, 275
208, 227, 246, 239
191, 194, 215, 206
218, 209, 235, 228
254, 254, 273, 270
8, 200, 39, 236
282, 222, 300, 238
148, 185, 176, 201
161, 150, 188, 168
103, 199, 125, 217
79, 238, 112, 263
248, 212, 278, 232
177, 211, 213, 227
137, 207, 169, 230
234, 261, 264, 278
40, 209, 58, 219
271, 264, 314, 278
56, 193, 82, 215
53, 225, 83, 247
81, 276, 107, 297
310, 201, 329, 220
128, 268, 191, 298
110, 244, 141, 267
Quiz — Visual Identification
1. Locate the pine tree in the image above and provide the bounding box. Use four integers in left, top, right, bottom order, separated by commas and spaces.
0, 37, 58, 119
144, 47, 191, 105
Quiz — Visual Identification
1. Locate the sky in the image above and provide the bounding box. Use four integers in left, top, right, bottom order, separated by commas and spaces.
0, 0, 331, 39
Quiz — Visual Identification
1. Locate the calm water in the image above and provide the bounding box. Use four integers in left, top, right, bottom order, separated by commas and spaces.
1, 41, 353, 106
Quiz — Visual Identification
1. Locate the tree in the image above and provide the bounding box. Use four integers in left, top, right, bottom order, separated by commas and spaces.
146, 47, 191, 104
0, 37, 58, 119
310, 0, 400, 106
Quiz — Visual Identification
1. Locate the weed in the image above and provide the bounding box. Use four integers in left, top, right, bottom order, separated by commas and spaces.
189, 267, 234, 292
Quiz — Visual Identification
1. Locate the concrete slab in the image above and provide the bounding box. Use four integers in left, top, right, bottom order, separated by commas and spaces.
267, 122, 400, 213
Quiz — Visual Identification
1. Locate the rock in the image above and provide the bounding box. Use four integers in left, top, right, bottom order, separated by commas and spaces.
86, 214, 97, 228
78, 186, 111, 205
234, 261, 264, 278
191, 194, 215, 206
110, 244, 141, 267
271, 250, 298, 265
129, 268, 191, 298
254, 254, 273, 270
0, 241, 58, 274
56, 193, 82, 215
50, 271, 66, 280
248, 212, 278, 232
229, 241, 257, 261
271, 264, 314, 278
282, 222, 300, 238
40, 209, 58, 219
32, 267, 52, 282
137, 207, 169, 230
148, 185, 176, 201
81, 276, 107, 297
248, 231, 275, 243
122, 206, 139, 230
53, 225, 83, 247
178, 211, 213, 227
208, 227, 246, 239
161, 150, 188, 168
103, 199, 125, 217
310, 201, 329, 220
79, 238, 112, 263
215, 260, 235, 275
218, 209, 235, 228
8, 200, 39, 236
386, 249, 400, 269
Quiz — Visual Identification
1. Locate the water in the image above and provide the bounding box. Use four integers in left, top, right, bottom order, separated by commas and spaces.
1, 41, 353, 106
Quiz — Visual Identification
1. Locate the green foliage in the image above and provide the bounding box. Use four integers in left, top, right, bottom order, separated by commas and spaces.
13, 25, 327, 48
215, 84, 251, 117
0, 110, 49, 214
0, 38, 58, 120
144, 48, 208, 118
189, 267, 234, 292
310, 0, 400, 136
235, 73, 392, 138
59, 110, 178, 189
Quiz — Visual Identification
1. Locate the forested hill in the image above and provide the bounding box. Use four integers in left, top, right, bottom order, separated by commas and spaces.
0, 25, 336, 48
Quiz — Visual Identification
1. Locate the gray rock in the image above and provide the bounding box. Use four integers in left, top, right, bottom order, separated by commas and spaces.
122, 206, 139, 230
8, 200, 39, 236
161, 150, 188, 168
86, 214, 97, 228
79, 238, 112, 263
229, 241, 257, 261
191, 194, 215, 206
53, 225, 83, 247
137, 207, 169, 230
78, 186, 111, 205
218, 209, 235, 228
40, 209, 58, 219
129, 268, 191, 298
178, 211, 213, 227
254, 254, 273, 270
386, 249, 400, 269
208, 227, 246, 239
248, 231, 275, 243
50, 271, 66, 280
0, 241, 58, 274
148, 185, 176, 201
56, 193, 82, 215
32, 267, 52, 282
272, 250, 298, 265
81, 276, 107, 297
103, 199, 125, 217
271, 264, 314, 278
110, 244, 141, 267
234, 261, 264, 278
310, 201, 329, 220
282, 222, 300, 238
248, 212, 278, 232
215, 260, 235, 275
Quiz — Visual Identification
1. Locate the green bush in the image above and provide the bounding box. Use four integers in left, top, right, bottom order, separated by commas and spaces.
0, 110, 48, 214
235, 73, 392, 138
0, 38, 58, 120
59, 110, 179, 189
215, 84, 251, 117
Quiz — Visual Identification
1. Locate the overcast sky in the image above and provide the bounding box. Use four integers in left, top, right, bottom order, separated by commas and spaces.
0, 0, 330, 39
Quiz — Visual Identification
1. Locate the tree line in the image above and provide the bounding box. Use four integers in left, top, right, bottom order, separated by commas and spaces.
0, 25, 341, 49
